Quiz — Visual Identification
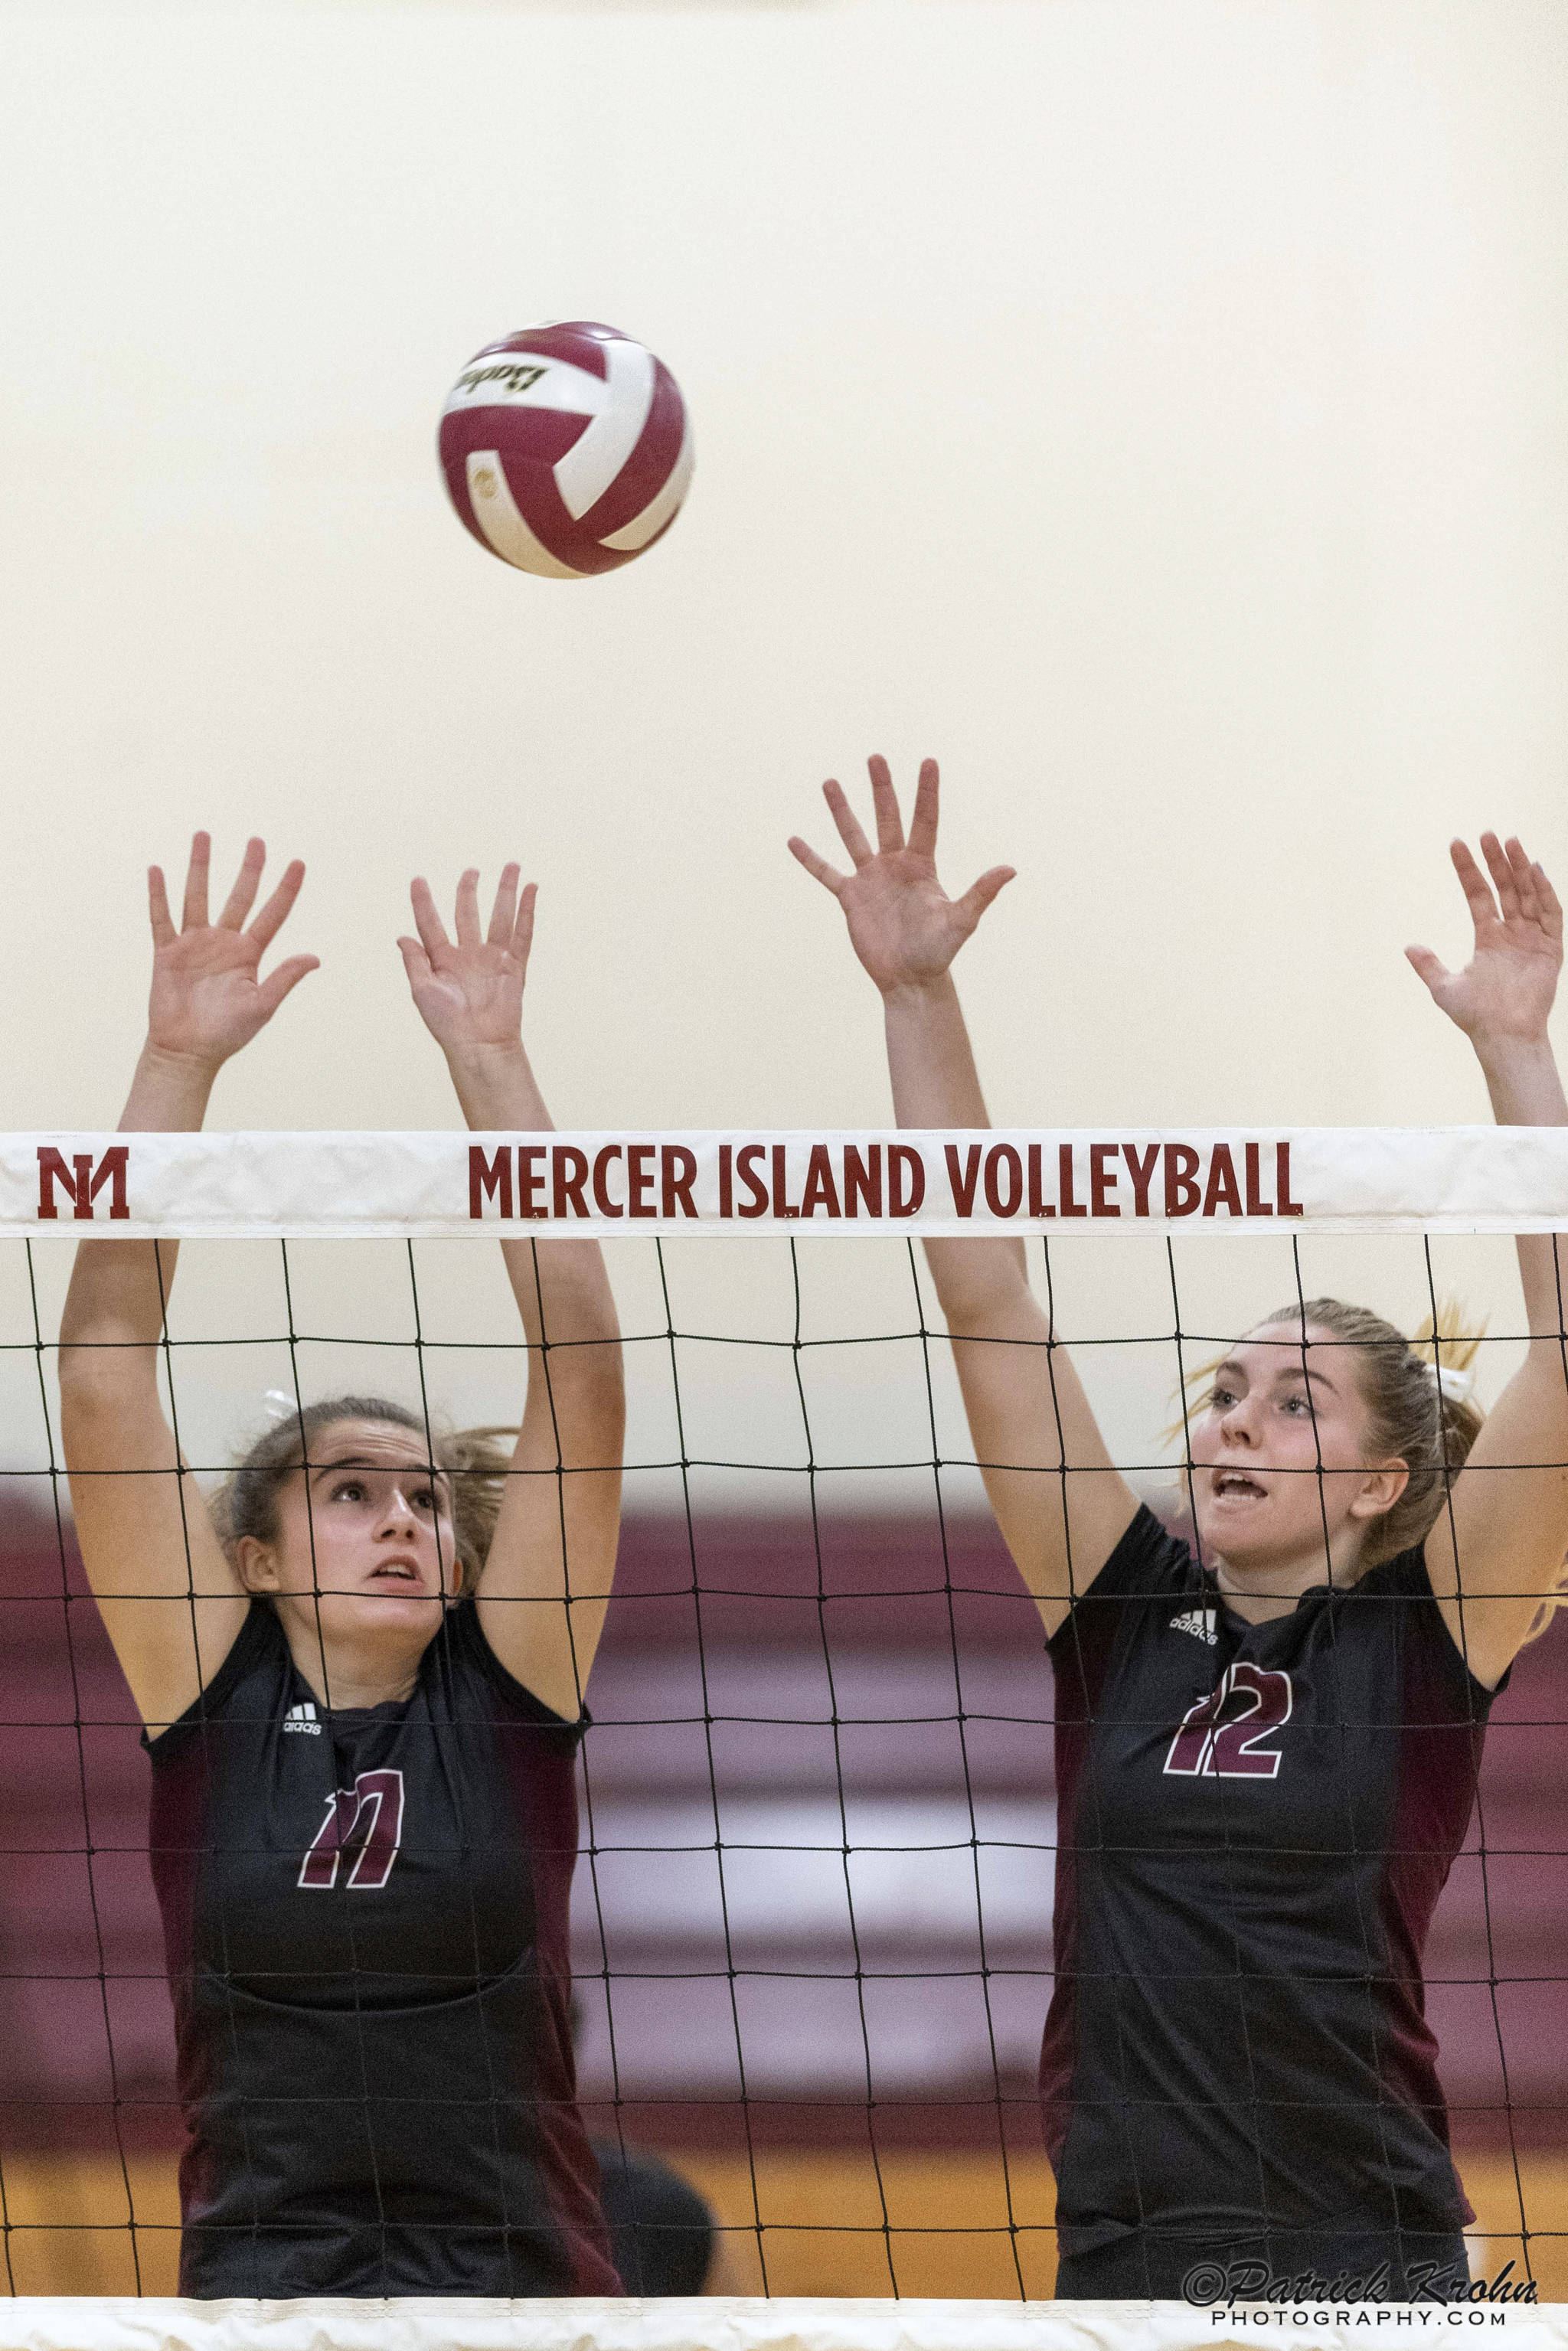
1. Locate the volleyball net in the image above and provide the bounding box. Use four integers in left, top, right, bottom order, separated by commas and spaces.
2, 1128, 1566, 2326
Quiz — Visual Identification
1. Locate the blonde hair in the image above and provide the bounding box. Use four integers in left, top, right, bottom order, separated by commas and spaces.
211, 1396, 517, 1594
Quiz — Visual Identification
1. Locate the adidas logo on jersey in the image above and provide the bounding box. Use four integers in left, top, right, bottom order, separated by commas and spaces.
1170, 1608, 1217, 1647
283, 1701, 322, 1735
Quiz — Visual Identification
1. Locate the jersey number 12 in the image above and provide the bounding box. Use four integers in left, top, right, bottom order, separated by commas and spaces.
1163, 1663, 1293, 1779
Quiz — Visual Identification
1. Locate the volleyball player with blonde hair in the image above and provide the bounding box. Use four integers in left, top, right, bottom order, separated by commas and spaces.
58, 835, 625, 2298
792, 759, 1568, 2302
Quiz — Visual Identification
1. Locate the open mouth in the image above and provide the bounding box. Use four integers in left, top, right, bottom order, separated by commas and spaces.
368, 1562, 421, 1585
1212, 1471, 1267, 1501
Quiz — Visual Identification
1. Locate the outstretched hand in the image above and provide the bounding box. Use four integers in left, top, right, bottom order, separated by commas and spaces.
788, 756, 1014, 997
399, 866, 534, 1056
1406, 834, 1563, 1050
146, 834, 318, 1067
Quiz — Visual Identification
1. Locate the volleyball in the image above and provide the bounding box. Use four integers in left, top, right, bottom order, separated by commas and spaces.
438, 320, 694, 580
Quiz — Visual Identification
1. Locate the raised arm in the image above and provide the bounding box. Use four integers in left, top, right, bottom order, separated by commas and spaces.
398, 865, 623, 1719
59, 836, 319, 1726
789, 757, 1138, 1637
1407, 833, 1568, 1686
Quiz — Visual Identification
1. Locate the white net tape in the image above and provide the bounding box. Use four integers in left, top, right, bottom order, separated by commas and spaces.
11, 1128, 1568, 1241
0, 2304, 1562, 2351
8, 1123, 1568, 1241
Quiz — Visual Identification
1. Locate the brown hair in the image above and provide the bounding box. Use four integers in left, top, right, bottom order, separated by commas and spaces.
1174, 1298, 1486, 1569
210, 1396, 517, 1593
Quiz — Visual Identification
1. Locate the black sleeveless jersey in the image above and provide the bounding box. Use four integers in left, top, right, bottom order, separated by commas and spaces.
1044, 1507, 1498, 2288
145, 1598, 621, 2299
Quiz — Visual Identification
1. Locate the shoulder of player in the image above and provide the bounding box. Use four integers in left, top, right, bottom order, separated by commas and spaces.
142, 1599, 286, 1757
1342, 1540, 1510, 1711
1089, 1500, 1202, 1602
430, 1598, 590, 1744
1346, 1541, 1437, 1605
1047, 1502, 1202, 1669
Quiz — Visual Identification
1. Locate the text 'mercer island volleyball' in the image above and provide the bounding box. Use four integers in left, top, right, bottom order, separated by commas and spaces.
439, 320, 694, 580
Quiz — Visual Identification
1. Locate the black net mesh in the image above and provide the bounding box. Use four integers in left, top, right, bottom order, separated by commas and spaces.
0, 1227, 1562, 2300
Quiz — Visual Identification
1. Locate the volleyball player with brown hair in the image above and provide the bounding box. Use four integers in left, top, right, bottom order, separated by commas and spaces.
792, 759, 1568, 2302
58, 834, 626, 2298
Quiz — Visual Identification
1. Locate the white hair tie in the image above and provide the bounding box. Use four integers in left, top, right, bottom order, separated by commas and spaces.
1434, 1365, 1474, 1403
263, 1389, 302, 1424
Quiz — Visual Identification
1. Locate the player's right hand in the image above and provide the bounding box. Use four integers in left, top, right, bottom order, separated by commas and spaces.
398, 864, 535, 1059
146, 833, 318, 1069
788, 756, 1014, 998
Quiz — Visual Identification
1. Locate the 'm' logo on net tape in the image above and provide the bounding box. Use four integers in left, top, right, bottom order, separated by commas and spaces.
37, 1146, 129, 1222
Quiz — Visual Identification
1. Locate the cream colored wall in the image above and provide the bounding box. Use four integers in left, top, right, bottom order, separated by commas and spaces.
2, 0, 1565, 1485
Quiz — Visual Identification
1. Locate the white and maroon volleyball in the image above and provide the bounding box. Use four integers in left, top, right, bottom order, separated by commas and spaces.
438, 321, 693, 580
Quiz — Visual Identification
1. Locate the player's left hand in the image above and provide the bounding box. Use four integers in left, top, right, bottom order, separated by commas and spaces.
1406, 834, 1563, 1047
398, 866, 534, 1056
